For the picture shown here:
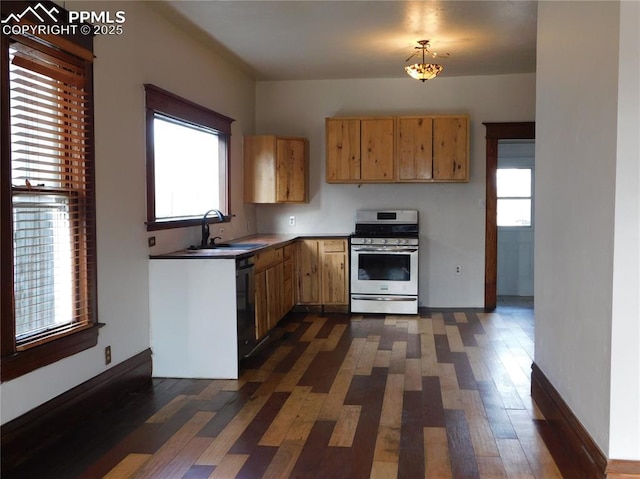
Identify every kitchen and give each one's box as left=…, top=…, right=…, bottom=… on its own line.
left=2, top=1, right=639, bottom=476
left=138, top=3, right=534, bottom=380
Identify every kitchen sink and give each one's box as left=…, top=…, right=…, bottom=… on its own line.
left=187, top=242, right=267, bottom=251
left=218, top=243, right=267, bottom=249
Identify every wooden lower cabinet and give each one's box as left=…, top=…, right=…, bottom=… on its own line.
left=254, top=239, right=348, bottom=341
left=296, top=238, right=349, bottom=309
left=283, top=247, right=295, bottom=314
left=296, top=239, right=321, bottom=304
left=322, top=249, right=348, bottom=305
left=254, top=244, right=295, bottom=341
left=266, top=262, right=283, bottom=330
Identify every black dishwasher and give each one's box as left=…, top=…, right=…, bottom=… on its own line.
left=236, top=256, right=256, bottom=360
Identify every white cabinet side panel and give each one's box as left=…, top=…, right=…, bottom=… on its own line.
left=149, top=259, right=238, bottom=378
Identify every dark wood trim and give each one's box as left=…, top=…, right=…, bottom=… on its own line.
left=483, top=122, right=535, bottom=310
left=1, top=348, right=152, bottom=473
left=0, top=31, right=99, bottom=381
left=144, top=84, right=234, bottom=134
left=144, top=84, right=235, bottom=227
left=1, top=323, right=103, bottom=381
left=485, top=134, right=498, bottom=309
left=145, top=107, right=156, bottom=225
left=531, top=362, right=608, bottom=478
left=1, top=32, right=15, bottom=359
left=606, top=460, right=640, bottom=478
left=85, top=45, right=99, bottom=344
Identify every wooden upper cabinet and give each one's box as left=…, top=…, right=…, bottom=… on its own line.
left=360, top=118, right=394, bottom=181
left=276, top=138, right=306, bottom=202
left=398, top=115, right=469, bottom=182
left=433, top=117, right=469, bottom=181
left=396, top=117, right=434, bottom=181
left=326, top=114, right=469, bottom=184
left=244, top=135, right=308, bottom=203
left=326, top=118, right=361, bottom=182
left=326, top=117, right=394, bottom=183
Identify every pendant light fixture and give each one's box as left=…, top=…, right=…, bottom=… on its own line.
left=404, top=39, right=448, bottom=82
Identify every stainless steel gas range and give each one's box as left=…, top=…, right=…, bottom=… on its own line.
left=350, top=210, right=419, bottom=314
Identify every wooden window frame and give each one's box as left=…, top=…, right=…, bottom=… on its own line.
left=144, top=84, right=235, bottom=232
left=1, top=2, right=99, bottom=382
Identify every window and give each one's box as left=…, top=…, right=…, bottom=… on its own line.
left=144, top=84, right=234, bottom=231
left=497, top=168, right=533, bottom=227
left=1, top=7, right=98, bottom=381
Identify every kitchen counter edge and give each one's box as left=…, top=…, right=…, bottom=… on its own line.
left=149, top=234, right=349, bottom=260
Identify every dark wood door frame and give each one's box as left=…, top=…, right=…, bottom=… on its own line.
left=484, top=122, right=536, bottom=310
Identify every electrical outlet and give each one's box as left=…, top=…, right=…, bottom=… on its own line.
left=455, top=265, right=462, bottom=275
left=105, top=345, right=112, bottom=365
left=289, top=216, right=296, bottom=226
left=148, top=236, right=156, bottom=247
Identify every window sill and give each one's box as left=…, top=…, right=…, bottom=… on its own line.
left=1, top=323, right=103, bottom=382
left=146, top=216, right=231, bottom=232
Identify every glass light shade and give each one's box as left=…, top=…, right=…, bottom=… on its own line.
left=404, top=63, right=444, bottom=81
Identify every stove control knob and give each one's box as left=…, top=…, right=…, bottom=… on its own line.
left=365, top=238, right=372, bottom=244
left=400, top=239, right=407, bottom=245
left=381, top=239, right=387, bottom=244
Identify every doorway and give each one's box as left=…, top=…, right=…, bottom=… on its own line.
left=496, top=140, right=535, bottom=306
left=483, top=122, right=535, bottom=310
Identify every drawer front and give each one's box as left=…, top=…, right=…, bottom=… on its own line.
left=283, top=244, right=293, bottom=260
left=255, top=247, right=283, bottom=270
left=322, top=239, right=346, bottom=253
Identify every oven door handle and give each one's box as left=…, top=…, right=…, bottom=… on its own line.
left=352, top=296, right=418, bottom=302
left=352, top=247, right=418, bottom=253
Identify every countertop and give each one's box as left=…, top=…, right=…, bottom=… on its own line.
left=149, top=233, right=349, bottom=260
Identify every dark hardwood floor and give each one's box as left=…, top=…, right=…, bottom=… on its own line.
left=6, top=307, right=581, bottom=478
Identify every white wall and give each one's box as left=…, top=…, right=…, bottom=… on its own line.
left=535, top=1, right=620, bottom=454
left=0, top=1, right=256, bottom=424
left=609, top=0, right=640, bottom=460
left=254, top=74, right=536, bottom=307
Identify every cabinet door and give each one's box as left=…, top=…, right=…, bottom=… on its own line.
left=326, top=118, right=361, bottom=182
left=244, top=136, right=276, bottom=203
left=296, top=240, right=320, bottom=304
left=283, top=258, right=294, bottom=314
left=397, top=117, right=433, bottom=181
left=254, top=269, right=268, bottom=340
left=322, top=252, right=348, bottom=305
left=282, top=244, right=294, bottom=314
left=276, top=138, right=307, bottom=202
left=433, top=117, right=468, bottom=181
left=320, top=240, right=348, bottom=305
left=266, top=262, right=284, bottom=330
left=361, top=118, right=394, bottom=181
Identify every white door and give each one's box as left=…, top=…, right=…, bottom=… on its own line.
left=497, top=140, right=535, bottom=298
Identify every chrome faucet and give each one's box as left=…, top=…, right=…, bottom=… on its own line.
left=201, top=209, right=225, bottom=247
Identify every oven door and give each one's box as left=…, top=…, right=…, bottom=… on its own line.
left=350, top=245, right=418, bottom=296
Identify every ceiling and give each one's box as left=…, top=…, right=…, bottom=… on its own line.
left=161, top=1, right=538, bottom=81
